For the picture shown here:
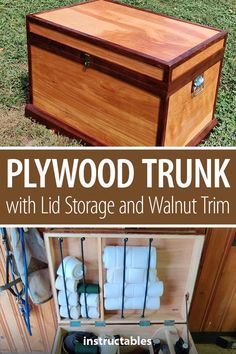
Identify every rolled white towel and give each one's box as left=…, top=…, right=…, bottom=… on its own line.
left=80, top=293, right=99, bottom=308
left=107, top=268, right=157, bottom=284
left=104, top=281, right=164, bottom=298
left=98, top=336, right=119, bottom=354
left=81, top=306, right=99, bottom=319
left=105, top=296, right=160, bottom=310
left=55, top=276, right=79, bottom=293
left=57, top=256, right=85, bottom=280
left=103, top=246, right=156, bottom=269
left=58, top=290, right=79, bottom=306
left=60, top=305, right=81, bottom=320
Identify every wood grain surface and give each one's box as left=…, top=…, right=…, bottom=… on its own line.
left=45, top=232, right=204, bottom=325
left=35, top=0, right=219, bottom=62
left=31, top=46, right=160, bottom=146
left=164, top=61, right=221, bottom=146
left=29, top=23, right=165, bottom=81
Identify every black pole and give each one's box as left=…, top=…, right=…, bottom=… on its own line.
left=121, top=238, right=128, bottom=319
left=142, top=238, right=153, bottom=318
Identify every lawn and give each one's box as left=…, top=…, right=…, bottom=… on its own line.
left=0, top=0, right=235, bottom=146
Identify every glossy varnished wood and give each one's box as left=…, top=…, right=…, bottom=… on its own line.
left=29, top=23, right=165, bottom=81
left=164, top=62, right=221, bottom=146
left=31, top=46, right=160, bottom=146
left=25, top=0, right=227, bottom=146
left=35, top=0, right=219, bottom=63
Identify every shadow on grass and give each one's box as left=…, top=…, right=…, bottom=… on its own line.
left=20, top=72, right=30, bottom=103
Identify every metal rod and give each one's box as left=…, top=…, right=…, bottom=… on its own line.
left=185, top=293, right=190, bottom=348
left=58, top=238, right=71, bottom=320
left=81, top=237, right=89, bottom=319
left=142, top=238, right=153, bottom=318
left=121, top=238, right=128, bottom=319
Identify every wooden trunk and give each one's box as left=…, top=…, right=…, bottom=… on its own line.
left=44, top=229, right=205, bottom=353
left=25, top=0, right=227, bottom=146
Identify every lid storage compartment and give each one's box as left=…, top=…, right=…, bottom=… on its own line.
left=44, top=232, right=204, bottom=326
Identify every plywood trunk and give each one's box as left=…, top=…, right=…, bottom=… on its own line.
left=25, top=0, right=227, bottom=146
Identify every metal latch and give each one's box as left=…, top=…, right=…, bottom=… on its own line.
left=192, top=74, right=205, bottom=97
left=139, top=320, right=151, bottom=327
left=83, top=53, right=90, bottom=70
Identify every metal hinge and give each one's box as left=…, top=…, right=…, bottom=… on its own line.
left=139, top=320, right=151, bottom=327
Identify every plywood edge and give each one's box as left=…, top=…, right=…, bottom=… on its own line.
left=44, top=235, right=61, bottom=324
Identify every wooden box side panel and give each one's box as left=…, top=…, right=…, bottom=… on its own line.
left=44, top=233, right=204, bottom=326
left=30, top=46, right=160, bottom=146
left=164, top=61, right=221, bottom=146
left=52, top=324, right=197, bottom=354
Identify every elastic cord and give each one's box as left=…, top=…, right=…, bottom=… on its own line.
left=19, top=228, right=32, bottom=336
left=81, top=237, right=89, bottom=319
left=142, top=238, right=153, bottom=318
left=58, top=238, right=71, bottom=320
left=121, top=238, right=128, bottom=319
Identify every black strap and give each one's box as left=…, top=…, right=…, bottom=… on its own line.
left=142, top=238, right=153, bottom=318
left=1, top=230, right=23, bottom=298
left=121, top=238, right=128, bottom=319
left=81, top=237, right=89, bottom=319
left=58, top=238, right=71, bottom=320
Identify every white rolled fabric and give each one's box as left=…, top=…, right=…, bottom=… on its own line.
left=60, top=305, right=81, bottom=320
left=103, top=246, right=156, bottom=269
left=107, top=268, right=157, bottom=284
left=80, top=293, right=99, bottom=307
left=98, top=336, right=119, bottom=354
left=105, top=296, right=160, bottom=310
left=55, top=276, right=79, bottom=293
left=58, top=290, right=79, bottom=307
left=81, top=306, right=99, bottom=319
left=57, top=256, right=85, bottom=280
left=104, top=281, right=164, bottom=298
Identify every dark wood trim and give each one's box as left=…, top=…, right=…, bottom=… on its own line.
left=46, top=227, right=206, bottom=234
left=26, top=17, right=33, bottom=104
left=156, top=97, right=170, bottom=146
left=29, top=32, right=168, bottom=97
left=186, top=118, right=218, bottom=146
left=168, top=49, right=225, bottom=96
left=25, top=104, right=104, bottom=146
left=169, top=31, right=227, bottom=69
left=27, top=14, right=170, bottom=70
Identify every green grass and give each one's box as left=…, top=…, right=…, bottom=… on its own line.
left=0, top=0, right=235, bottom=146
